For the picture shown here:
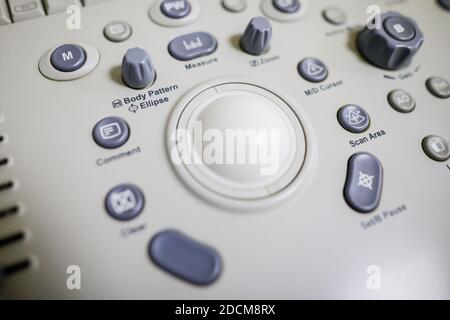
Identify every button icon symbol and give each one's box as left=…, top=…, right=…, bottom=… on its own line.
left=99, top=122, right=122, bottom=140
left=183, top=36, right=203, bottom=51
left=393, top=23, right=405, bottom=34
left=110, top=189, right=137, bottom=215
left=161, top=0, right=191, bottom=18
left=112, top=99, right=123, bottom=108
left=307, top=62, right=324, bottom=76
left=109, top=24, right=125, bottom=35
left=164, top=0, right=186, bottom=12
left=346, top=110, right=366, bottom=125
left=277, top=0, right=295, bottom=7
left=431, top=141, right=446, bottom=153
left=298, top=58, right=328, bottom=82
left=62, top=51, right=74, bottom=61
left=357, top=171, right=375, bottom=191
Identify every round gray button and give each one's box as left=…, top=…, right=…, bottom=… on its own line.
left=160, top=0, right=191, bottom=19
left=50, top=44, right=86, bottom=72
left=93, top=117, right=130, bottom=149
left=383, top=16, right=416, bottom=41
left=338, top=105, right=370, bottom=133
left=222, top=0, right=246, bottom=12
left=388, top=89, right=416, bottom=113
left=323, top=7, right=347, bottom=25
left=422, top=135, right=450, bottom=162
left=105, top=184, right=145, bottom=221
left=272, top=0, right=300, bottom=13
left=104, top=21, right=132, bottom=42
left=297, top=58, right=328, bottom=83
left=426, top=77, right=450, bottom=99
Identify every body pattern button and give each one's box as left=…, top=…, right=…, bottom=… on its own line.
left=297, top=57, right=328, bottom=83
left=422, top=135, right=450, bottom=162
left=50, top=44, right=86, bottom=72
left=272, top=0, right=300, bottom=14
left=388, top=89, right=416, bottom=113
left=168, top=32, right=218, bottom=61
left=344, top=152, right=383, bottom=213
left=337, top=105, right=370, bottom=133
left=104, top=21, right=132, bottom=42
left=93, top=117, right=130, bottom=149
left=105, top=184, right=145, bottom=221
left=426, top=77, right=450, bottom=99
left=161, top=0, right=191, bottom=19
left=149, top=230, right=222, bottom=285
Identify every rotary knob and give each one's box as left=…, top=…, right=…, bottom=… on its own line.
left=357, top=12, right=424, bottom=70
left=122, top=47, right=156, bottom=89
left=240, top=16, right=272, bottom=55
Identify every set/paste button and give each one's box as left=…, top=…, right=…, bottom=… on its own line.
left=50, top=44, right=86, bottom=72
left=168, top=32, right=217, bottom=61
left=422, top=135, right=450, bottom=162
left=344, top=153, right=383, bottom=213
left=337, top=105, right=370, bottom=133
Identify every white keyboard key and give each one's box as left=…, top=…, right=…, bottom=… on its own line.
left=0, top=0, right=11, bottom=25
left=8, top=0, right=45, bottom=22
left=43, top=0, right=82, bottom=15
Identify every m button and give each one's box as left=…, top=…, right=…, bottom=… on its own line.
left=50, top=44, right=86, bottom=72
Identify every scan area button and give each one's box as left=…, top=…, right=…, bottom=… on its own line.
left=344, top=153, right=383, bottom=213
left=149, top=230, right=222, bottom=285
left=50, top=44, right=86, bottom=72
left=169, top=32, right=218, bottom=61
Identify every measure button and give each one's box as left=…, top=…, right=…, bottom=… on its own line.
left=50, top=44, right=86, bottom=72
left=169, top=32, right=217, bottom=61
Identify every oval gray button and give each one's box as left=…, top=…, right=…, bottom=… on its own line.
left=168, top=32, right=218, bottom=61
left=344, top=153, right=383, bottom=213
left=149, top=230, right=222, bottom=285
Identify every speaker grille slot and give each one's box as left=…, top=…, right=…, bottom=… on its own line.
left=0, top=157, right=9, bottom=167
left=0, top=231, right=25, bottom=248
left=0, top=205, right=19, bottom=219
left=0, top=181, right=14, bottom=193
left=1, top=259, right=31, bottom=277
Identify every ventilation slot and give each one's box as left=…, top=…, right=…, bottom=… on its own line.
left=1, top=259, right=31, bottom=277
left=0, top=181, right=14, bottom=193
left=0, top=205, right=19, bottom=219
left=0, top=157, right=9, bottom=168
left=0, top=135, right=4, bottom=144
left=0, top=231, right=25, bottom=249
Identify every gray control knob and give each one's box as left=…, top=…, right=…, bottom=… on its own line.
left=357, top=12, right=424, bottom=70
left=240, top=16, right=272, bottom=55
left=122, top=47, right=156, bottom=89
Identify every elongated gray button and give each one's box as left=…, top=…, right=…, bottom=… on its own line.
left=344, top=153, right=383, bottom=213
left=149, top=230, right=222, bottom=285
left=169, top=32, right=217, bottom=61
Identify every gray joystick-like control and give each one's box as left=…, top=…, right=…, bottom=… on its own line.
left=240, top=16, right=272, bottom=56
left=357, top=11, right=424, bottom=70
left=122, top=47, right=156, bottom=89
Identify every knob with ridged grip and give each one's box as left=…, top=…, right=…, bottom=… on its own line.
left=122, top=47, right=156, bottom=89
left=357, top=11, right=424, bottom=70
left=240, top=16, right=272, bottom=55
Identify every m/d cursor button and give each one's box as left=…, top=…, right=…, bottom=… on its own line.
left=344, top=153, right=383, bottom=213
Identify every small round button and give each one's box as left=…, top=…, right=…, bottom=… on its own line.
left=322, top=7, right=347, bottom=25
left=337, top=105, right=370, bottom=133
left=105, top=184, right=145, bottom=221
left=272, top=0, right=300, bottom=13
left=50, top=44, right=86, bottom=72
left=422, top=135, right=450, bottom=162
left=388, top=89, right=416, bottom=113
left=297, top=58, right=328, bottom=83
left=222, top=0, right=246, bottom=12
left=383, top=16, right=416, bottom=41
left=160, top=0, right=191, bottom=19
left=104, top=21, right=132, bottom=42
left=438, top=0, right=450, bottom=10
left=93, top=117, right=130, bottom=149
left=426, top=77, right=450, bottom=99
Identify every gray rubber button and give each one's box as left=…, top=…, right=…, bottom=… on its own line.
left=122, top=47, right=156, bottom=89
left=272, top=0, right=300, bottom=14
left=50, top=44, right=86, bottom=72
left=344, top=153, right=383, bottom=213
left=323, top=7, right=347, bottom=25
left=338, top=105, right=370, bottom=133
left=240, top=16, right=272, bottom=56
left=388, top=89, right=416, bottom=113
left=169, top=32, right=218, bottom=61
left=422, top=135, right=450, bottom=162
left=439, top=0, right=450, bottom=10
left=104, top=21, right=132, bottom=42
left=426, top=77, right=450, bottom=99
left=384, top=16, right=416, bottom=41
left=149, top=230, right=222, bottom=285
left=222, top=0, right=246, bottom=12
left=297, top=58, right=328, bottom=83
left=105, top=184, right=145, bottom=221
left=93, top=116, right=130, bottom=149
left=160, top=0, right=191, bottom=19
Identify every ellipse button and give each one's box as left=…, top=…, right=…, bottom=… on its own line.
left=149, top=230, right=222, bottom=285
left=168, top=32, right=217, bottom=61
left=344, top=153, right=383, bottom=213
